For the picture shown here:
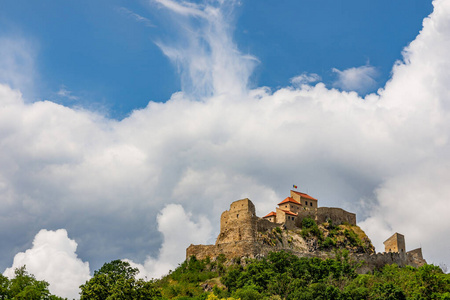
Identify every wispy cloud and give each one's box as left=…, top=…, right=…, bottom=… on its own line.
left=117, top=7, right=155, bottom=27
left=0, top=36, right=36, bottom=99
left=56, top=85, right=79, bottom=100
left=332, top=64, right=378, bottom=94
left=291, top=73, right=321, bottom=87
left=153, top=0, right=258, bottom=98
left=153, top=0, right=207, bottom=18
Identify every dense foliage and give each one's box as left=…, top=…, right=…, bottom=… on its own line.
left=79, top=260, right=161, bottom=300
left=155, top=251, right=450, bottom=300
left=3, top=253, right=449, bottom=299
left=0, top=266, right=64, bottom=300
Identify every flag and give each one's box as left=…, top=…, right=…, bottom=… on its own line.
left=293, top=185, right=297, bottom=189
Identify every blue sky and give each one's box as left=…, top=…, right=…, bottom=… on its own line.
left=3, top=1, right=450, bottom=299
left=0, top=0, right=432, bottom=118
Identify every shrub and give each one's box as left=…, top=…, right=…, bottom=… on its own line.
left=301, top=217, right=316, bottom=229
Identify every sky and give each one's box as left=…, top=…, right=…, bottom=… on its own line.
left=1, top=0, right=449, bottom=298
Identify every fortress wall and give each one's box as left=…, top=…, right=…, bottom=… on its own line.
left=352, top=251, right=427, bottom=273
left=407, top=248, right=427, bottom=266
left=316, top=207, right=356, bottom=225
left=187, top=241, right=263, bottom=260
left=186, top=244, right=218, bottom=260
left=256, top=218, right=279, bottom=232
left=187, top=244, right=426, bottom=273
left=407, top=248, right=423, bottom=258
left=294, top=209, right=317, bottom=227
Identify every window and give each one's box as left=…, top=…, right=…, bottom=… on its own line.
left=305, top=201, right=308, bottom=206
left=237, top=214, right=239, bottom=218
left=310, top=202, right=312, bottom=206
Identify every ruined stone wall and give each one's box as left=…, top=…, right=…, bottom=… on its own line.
left=407, top=248, right=426, bottom=266
left=294, top=207, right=356, bottom=226
left=187, top=244, right=426, bottom=273
left=256, top=218, right=279, bottom=232
left=187, top=241, right=272, bottom=261
left=295, top=208, right=317, bottom=225
left=353, top=251, right=426, bottom=273
left=316, top=207, right=356, bottom=226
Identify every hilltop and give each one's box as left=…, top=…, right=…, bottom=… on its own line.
left=187, top=190, right=426, bottom=273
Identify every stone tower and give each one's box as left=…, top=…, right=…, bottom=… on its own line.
left=384, top=232, right=406, bottom=253
left=216, top=198, right=258, bottom=245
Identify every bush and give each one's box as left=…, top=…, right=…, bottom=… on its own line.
left=301, top=217, right=316, bottom=229
left=320, top=237, right=336, bottom=249
left=344, top=229, right=361, bottom=247
left=300, top=218, right=324, bottom=241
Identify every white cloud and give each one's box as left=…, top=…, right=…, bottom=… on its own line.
left=0, top=37, right=36, bottom=99
left=332, top=65, right=378, bottom=94
left=3, top=229, right=90, bottom=300
left=56, top=85, right=79, bottom=100
left=117, top=7, right=155, bottom=27
left=154, top=0, right=258, bottom=98
left=125, top=204, right=212, bottom=279
left=0, top=0, right=450, bottom=290
left=154, top=0, right=207, bottom=18
left=290, top=73, right=321, bottom=87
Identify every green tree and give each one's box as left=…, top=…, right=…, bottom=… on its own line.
left=0, top=274, right=9, bottom=300
left=80, top=259, right=161, bottom=300
left=6, top=265, right=64, bottom=300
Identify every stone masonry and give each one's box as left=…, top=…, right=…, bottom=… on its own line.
left=186, top=193, right=427, bottom=272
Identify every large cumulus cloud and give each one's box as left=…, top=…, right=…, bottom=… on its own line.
left=3, top=229, right=90, bottom=299
left=1, top=0, right=450, bottom=297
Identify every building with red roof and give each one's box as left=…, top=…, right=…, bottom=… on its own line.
left=263, top=190, right=319, bottom=228
left=262, top=211, right=276, bottom=223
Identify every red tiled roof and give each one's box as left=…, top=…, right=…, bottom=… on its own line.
left=281, top=209, right=297, bottom=216
left=278, top=197, right=302, bottom=206
left=263, top=211, right=276, bottom=218
left=291, top=190, right=317, bottom=201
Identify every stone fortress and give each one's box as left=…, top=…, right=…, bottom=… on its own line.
left=262, top=190, right=356, bottom=229
left=187, top=190, right=427, bottom=272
